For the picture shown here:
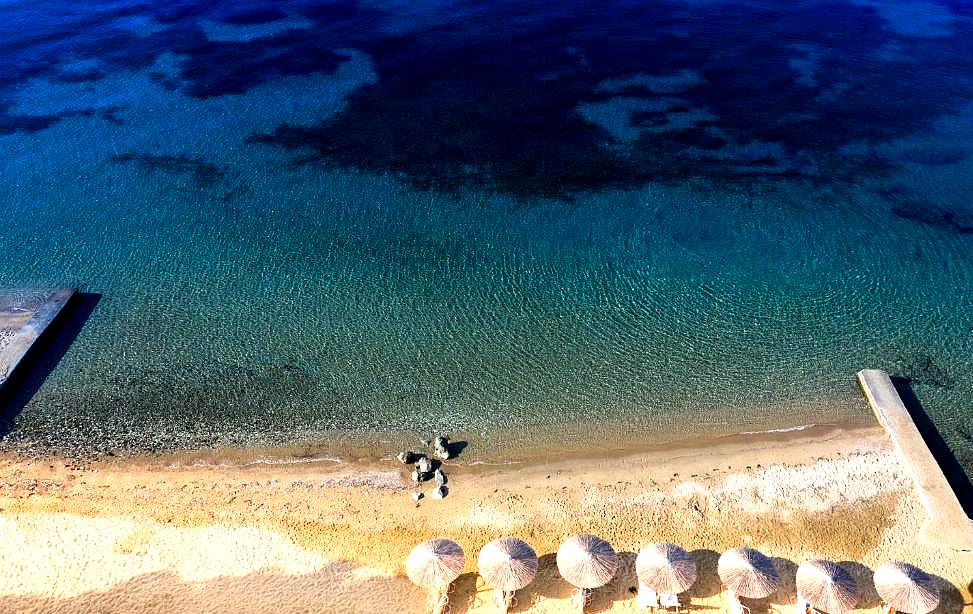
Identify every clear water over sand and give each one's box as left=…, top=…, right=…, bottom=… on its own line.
left=0, top=0, right=971, bottom=472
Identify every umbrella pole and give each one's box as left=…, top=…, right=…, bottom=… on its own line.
left=493, top=588, right=515, bottom=613
left=429, top=586, right=450, bottom=614
left=574, top=587, right=592, bottom=611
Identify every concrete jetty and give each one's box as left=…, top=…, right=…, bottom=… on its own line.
left=857, top=368, right=973, bottom=551
left=0, top=288, right=76, bottom=389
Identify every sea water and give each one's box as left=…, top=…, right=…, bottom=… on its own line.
left=0, top=0, right=971, bottom=476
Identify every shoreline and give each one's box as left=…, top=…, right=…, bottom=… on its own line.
left=0, top=390, right=877, bottom=463
left=1, top=422, right=971, bottom=612
left=5, top=413, right=874, bottom=472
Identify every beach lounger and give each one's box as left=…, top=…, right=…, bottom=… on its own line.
left=638, top=584, right=660, bottom=611
left=796, top=593, right=814, bottom=614
left=728, top=593, right=751, bottom=614
left=662, top=592, right=682, bottom=613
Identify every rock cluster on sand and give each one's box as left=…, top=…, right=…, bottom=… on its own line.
left=397, top=434, right=460, bottom=504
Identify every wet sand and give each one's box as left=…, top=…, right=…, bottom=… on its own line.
left=0, top=424, right=970, bottom=613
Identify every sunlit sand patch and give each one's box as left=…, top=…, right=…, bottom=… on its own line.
left=713, top=451, right=908, bottom=515
left=0, top=514, right=335, bottom=597
left=460, top=502, right=520, bottom=528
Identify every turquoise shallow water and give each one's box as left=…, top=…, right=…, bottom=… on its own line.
left=0, top=0, right=971, bottom=472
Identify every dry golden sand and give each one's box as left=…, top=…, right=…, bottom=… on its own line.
left=0, top=425, right=970, bottom=614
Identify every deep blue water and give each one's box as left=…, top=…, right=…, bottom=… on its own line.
left=0, top=0, right=971, bottom=468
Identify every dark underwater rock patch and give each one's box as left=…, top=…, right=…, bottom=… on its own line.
left=893, top=353, right=956, bottom=390
left=3, top=0, right=973, bottom=199
left=110, top=152, right=226, bottom=187
left=221, top=6, right=290, bottom=25
left=891, top=202, right=973, bottom=235
left=0, top=102, right=128, bottom=136
left=897, top=147, right=968, bottom=167
left=249, top=0, right=973, bottom=198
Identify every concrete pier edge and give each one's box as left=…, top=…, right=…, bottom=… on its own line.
left=0, top=288, right=77, bottom=389
left=857, top=368, right=973, bottom=551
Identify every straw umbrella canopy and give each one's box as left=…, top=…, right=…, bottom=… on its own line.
left=557, top=534, right=619, bottom=589
left=636, top=543, right=698, bottom=594
left=797, top=560, right=859, bottom=614
left=406, top=539, right=465, bottom=588
left=718, top=548, right=779, bottom=599
left=478, top=537, right=539, bottom=592
left=874, top=562, right=940, bottom=614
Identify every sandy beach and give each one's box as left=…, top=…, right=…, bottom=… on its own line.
left=0, top=424, right=970, bottom=614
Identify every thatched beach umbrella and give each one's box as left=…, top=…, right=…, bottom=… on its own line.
left=718, top=548, right=779, bottom=599
left=874, top=562, right=940, bottom=614
left=406, top=539, right=465, bottom=614
left=478, top=537, right=539, bottom=612
left=797, top=560, right=859, bottom=614
left=636, top=542, right=698, bottom=594
left=557, top=534, right=618, bottom=609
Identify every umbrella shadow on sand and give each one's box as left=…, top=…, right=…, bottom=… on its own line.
left=928, top=574, right=966, bottom=614
left=509, top=552, right=574, bottom=611
left=586, top=550, right=637, bottom=612
left=689, top=549, right=723, bottom=599
left=447, top=572, right=480, bottom=613
left=769, top=557, right=798, bottom=607
left=839, top=561, right=881, bottom=609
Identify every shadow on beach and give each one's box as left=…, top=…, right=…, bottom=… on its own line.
left=0, top=563, right=422, bottom=614
left=446, top=440, right=468, bottom=458
left=512, top=552, right=574, bottom=610
left=890, top=377, right=973, bottom=518
left=587, top=550, right=637, bottom=612
left=769, top=557, right=798, bottom=607
left=0, top=292, right=100, bottom=439
left=929, top=574, right=966, bottom=614
left=690, top=549, right=722, bottom=599
left=839, top=561, right=880, bottom=609
left=449, top=571, right=480, bottom=613
left=0, top=548, right=968, bottom=614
